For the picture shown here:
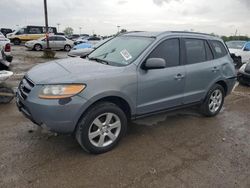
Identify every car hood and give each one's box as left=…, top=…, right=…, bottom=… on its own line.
left=26, top=57, right=124, bottom=84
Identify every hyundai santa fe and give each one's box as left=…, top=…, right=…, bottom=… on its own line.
left=16, top=31, right=236, bottom=154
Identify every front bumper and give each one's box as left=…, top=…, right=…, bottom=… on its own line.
left=16, top=85, right=88, bottom=134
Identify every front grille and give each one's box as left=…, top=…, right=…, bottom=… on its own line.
left=19, top=77, right=35, bottom=100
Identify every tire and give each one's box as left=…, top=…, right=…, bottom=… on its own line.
left=13, top=38, right=21, bottom=45
left=34, top=44, right=42, bottom=51
left=75, top=102, right=127, bottom=154
left=0, top=87, right=14, bottom=104
left=200, top=84, right=225, bottom=117
left=64, top=45, right=71, bottom=52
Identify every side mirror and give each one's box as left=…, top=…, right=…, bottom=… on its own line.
left=143, top=58, right=167, bottom=70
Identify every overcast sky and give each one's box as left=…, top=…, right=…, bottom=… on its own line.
left=0, top=0, right=249, bottom=36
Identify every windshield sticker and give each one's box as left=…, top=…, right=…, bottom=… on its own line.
left=120, top=49, right=132, bottom=61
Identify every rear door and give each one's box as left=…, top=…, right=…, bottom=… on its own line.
left=48, top=36, right=57, bottom=49
left=182, top=38, right=216, bottom=104
left=55, top=36, right=66, bottom=49
left=137, top=38, right=186, bottom=115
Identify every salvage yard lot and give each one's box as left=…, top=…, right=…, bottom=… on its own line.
left=0, top=46, right=250, bottom=187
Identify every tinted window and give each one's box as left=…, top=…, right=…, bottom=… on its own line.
left=28, top=27, right=42, bottom=34
left=56, top=36, right=66, bottom=41
left=210, top=40, right=228, bottom=58
left=16, top=28, right=26, bottom=35
left=148, top=39, right=180, bottom=67
left=185, top=39, right=206, bottom=64
left=48, top=36, right=57, bottom=41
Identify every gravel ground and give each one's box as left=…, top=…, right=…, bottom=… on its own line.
left=0, top=46, right=249, bottom=188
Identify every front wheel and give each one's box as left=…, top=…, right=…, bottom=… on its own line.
left=75, top=102, right=127, bottom=154
left=200, top=84, right=225, bottom=117
left=64, top=45, right=71, bottom=52
left=34, top=44, right=42, bottom=51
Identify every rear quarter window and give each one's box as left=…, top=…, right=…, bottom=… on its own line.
left=210, top=40, right=228, bottom=58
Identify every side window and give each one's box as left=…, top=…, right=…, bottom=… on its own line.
left=210, top=40, right=228, bottom=58
left=28, top=27, right=42, bottom=34
left=56, top=37, right=66, bottom=41
left=184, top=39, right=206, bottom=64
left=16, top=28, right=26, bottom=35
left=48, top=36, right=57, bottom=41
left=148, top=39, right=180, bottom=67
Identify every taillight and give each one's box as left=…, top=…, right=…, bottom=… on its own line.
left=5, top=43, right=11, bottom=52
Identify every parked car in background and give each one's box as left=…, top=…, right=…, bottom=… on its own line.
left=17, top=31, right=236, bottom=154
left=25, top=35, right=74, bottom=51
left=0, top=32, right=11, bottom=56
left=68, top=38, right=111, bottom=57
left=74, top=36, right=101, bottom=45
left=0, top=28, right=13, bottom=37
left=7, top=25, right=57, bottom=45
left=66, top=34, right=80, bottom=41
left=238, top=62, right=250, bottom=86
left=226, top=41, right=250, bottom=63
left=68, top=43, right=92, bottom=57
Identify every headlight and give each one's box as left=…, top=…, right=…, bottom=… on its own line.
left=239, top=63, right=247, bottom=73
left=39, top=84, right=86, bottom=99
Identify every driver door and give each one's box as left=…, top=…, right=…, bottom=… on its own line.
left=137, top=38, right=185, bottom=115
left=48, top=36, right=57, bottom=49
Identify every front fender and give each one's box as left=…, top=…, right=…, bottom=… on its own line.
left=72, top=91, right=136, bottom=129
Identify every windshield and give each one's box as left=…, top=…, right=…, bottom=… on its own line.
left=226, top=41, right=246, bottom=49
left=88, top=36, right=154, bottom=66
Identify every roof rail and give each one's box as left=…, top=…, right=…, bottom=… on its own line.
left=169, top=31, right=215, bottom=36
left=117, top=31, right=144, bottom=36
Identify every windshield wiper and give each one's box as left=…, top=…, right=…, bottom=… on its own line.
left=94, top=48, right=116, bottom=59
left=89, top=57, right=109, bottom=65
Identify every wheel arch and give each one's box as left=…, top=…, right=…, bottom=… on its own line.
left=73, top=93, right=135, bottom=133
left=215, top=80, right=228, bottom=95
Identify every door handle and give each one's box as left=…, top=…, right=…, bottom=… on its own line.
left=212, top=66, right=219, bottom=72
left=174, top=73, right=184, bottom=80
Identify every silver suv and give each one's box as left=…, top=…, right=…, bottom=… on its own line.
left=16, top=31, right=236, bottom=154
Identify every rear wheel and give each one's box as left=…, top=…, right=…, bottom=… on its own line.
left=64, top=45, right=71, bottom=52
left=34, top=44, right=42, bottom=51
left=75, top=102, right=127, bottom=154
left=200, top=84, right=225, bottom=117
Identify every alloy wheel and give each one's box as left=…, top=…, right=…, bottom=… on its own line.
left=88, top=113, right=121, bottom=148
left=209, top=89, right=223, bottom=113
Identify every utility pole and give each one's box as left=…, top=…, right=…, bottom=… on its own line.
left=57, top=23, right=60, bottom=32
left=44, top=0, right=49, bottom=49
left=117, top=25, right=121, bottom=33
left=79, top=27, right=82, bottom=35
